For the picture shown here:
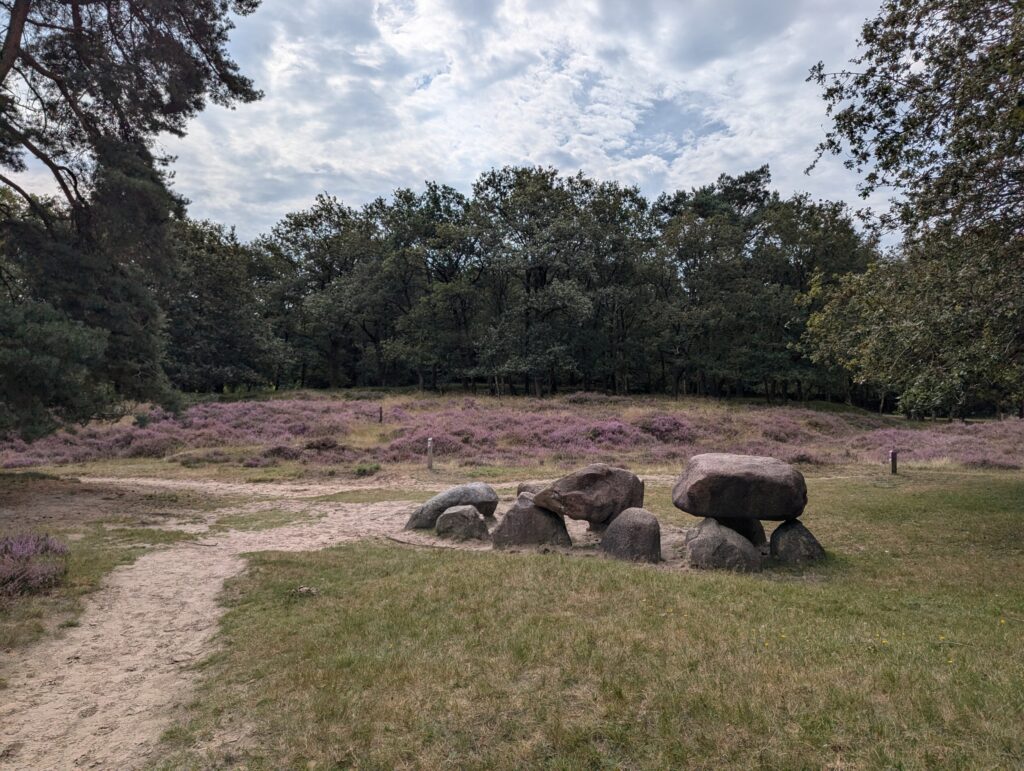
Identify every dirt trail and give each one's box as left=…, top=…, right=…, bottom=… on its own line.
left=0, top=474, right=682, bottom=769
left=0, top=477, right=427, bottom=770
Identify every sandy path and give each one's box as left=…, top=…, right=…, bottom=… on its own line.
left=0, top=475, right=685, bottom=769
left=0, top=478, right=424, bottom=770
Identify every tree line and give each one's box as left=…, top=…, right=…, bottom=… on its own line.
left=0, top=0, right=1021, bottom=439
left=158, top=165, right=875, bottom=405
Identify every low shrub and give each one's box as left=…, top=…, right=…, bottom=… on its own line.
left=0, top=534, right=69, bottom=596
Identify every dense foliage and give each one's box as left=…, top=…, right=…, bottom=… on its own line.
left=158, top=165, right=876, bottom=405
left=1, top=0, right=1020, bottom=438
left=0, top=0, right=261, bottom=437
left=809, top=0, right=1024, bottom=418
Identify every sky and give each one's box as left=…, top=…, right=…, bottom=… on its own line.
left=167, top=1, right=884, bottom=238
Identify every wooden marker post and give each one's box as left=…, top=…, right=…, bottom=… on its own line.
left=889, top=449, right=898, bottom=475
left=427, top=437, right=434, bottom=470
left=378, top=405, right=383, bottom=424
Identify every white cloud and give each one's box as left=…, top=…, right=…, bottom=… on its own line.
left=45, top=0, right=894, bottom=237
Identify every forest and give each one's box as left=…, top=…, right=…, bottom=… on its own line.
left=0, top=0, right=1021, bottom=439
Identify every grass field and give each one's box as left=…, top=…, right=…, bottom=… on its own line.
left=3, top=395, right=1023, bottom=766
left=156, top=469, right=1024, bottom=769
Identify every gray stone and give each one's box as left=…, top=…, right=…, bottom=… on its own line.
left=600, top=507, right=661, bottom=563
left=435, top=505, right=490, bottom=541
left=492, top=493, right=571, bottom=549
left=770, top=520, right=826, bottom=564
left=684, top=518, right=763, bottom=572
left=718, top=517, right=767, bottom=548
left=405, top=483, right=499, bottom=530
left=672, top=453, right=807, bottom=521
left=534, top=463, right=644, bottom=529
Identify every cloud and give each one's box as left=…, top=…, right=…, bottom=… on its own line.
left=37, top=0, right=893, bottom=238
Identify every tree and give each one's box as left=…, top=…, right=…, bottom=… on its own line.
left=809, top=0, right=1023, bottom=236
left=472, top=167, right=594, bottom=396
left=808, top=0, right=1024, bottom=414
left=161, top=220, right=281, bottom=393
left=0, top=0, right=259, bottom=214
left=806, top=227, right=1024, bottom=418
left=0, top=0, right=260, bottom=432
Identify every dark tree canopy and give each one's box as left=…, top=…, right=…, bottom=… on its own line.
left=807, top=0, right=1024, bottom=417
left=0, top=0, right=261, bottom=437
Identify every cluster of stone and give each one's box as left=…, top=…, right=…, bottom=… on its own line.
left=672, top=453, right=825, bottom=572
left=404, top=482, right=497, bottom=541
left=405, top=463, right=661, bottom=562
left=406, top=454, right=823, bottom=572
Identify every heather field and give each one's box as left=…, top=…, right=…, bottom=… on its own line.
left=2, top=392, right=1022, bottom=475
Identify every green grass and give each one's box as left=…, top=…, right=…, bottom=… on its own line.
left=159, top=470, right=1024, bottom=768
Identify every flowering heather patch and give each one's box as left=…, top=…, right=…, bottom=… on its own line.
left=0, top=399, right=355, bottom=467
left=1, top=534, right=69, bottom=595
left=1, top=394, right=1022, bottom=471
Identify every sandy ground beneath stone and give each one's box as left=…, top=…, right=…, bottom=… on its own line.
left=0, top=475, right=689, bottom=770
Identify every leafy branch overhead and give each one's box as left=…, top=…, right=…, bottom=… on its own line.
left=809, top=0, right=1023, bottom=237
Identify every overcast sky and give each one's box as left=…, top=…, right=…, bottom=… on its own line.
left=158, top=0, right=884, bottom=239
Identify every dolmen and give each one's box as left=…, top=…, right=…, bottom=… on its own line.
left=405, top=482, right=497, bottom=541
left=405, top=465, right=661, bottom=562
left=496, top=464, right=660, bottom=561
left=673, top=453, right=825, bottom=571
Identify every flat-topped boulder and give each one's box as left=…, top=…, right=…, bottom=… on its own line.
left=672, top=453, right=807, bottom=521
left=405, top=483, right=499, bottom=530
left=600, top=507, right=661, bottom=563
left=492, top=493, right=571, bottom=549
left=534, top=463, right=644, bottom=529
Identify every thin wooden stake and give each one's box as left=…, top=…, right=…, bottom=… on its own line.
left=378, top=405, right=383, bottom=423
left=889, top=449, right=898, bottom=475
left=427, top=437, right=434, bottom=471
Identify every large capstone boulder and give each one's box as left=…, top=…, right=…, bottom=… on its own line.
left=600, top=507, right=661, bottom=563
left=770, top=520, right=825, bottom=565
left=492, top=493, right=571, bottom=549
left=534, top=463, right=644, bottom=529
left=405, top=483, right=499, bottom=530
left=672, top=453, right=807, bottom=521
left=718, top=517, right=767, bottom=548
left=436, top=505, right=490, bottom=542
left=684, top=518, right=763, bottom=572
